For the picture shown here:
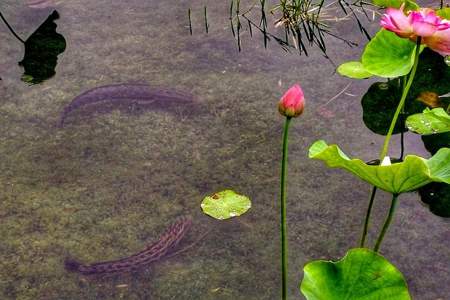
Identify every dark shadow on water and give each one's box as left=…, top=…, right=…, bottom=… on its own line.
left=0, top=9, right=66, bottom=84
left=19, top=10, right=66, bottom=84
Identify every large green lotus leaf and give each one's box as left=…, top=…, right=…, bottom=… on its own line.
left=337, top=61, right=373, bottom=79
left=372, top=0, right=418, bottom=10
left=406, top=108, right=450, bottom=135
left=309, top=140, right=450, bottom=194
left=362, top=30, right=417, bottom=78
left=300, top=248, right=411, bottom=300
left=201, top=190, right=251, bottom=220
left=419, top=182, right=450, bottom=218
left=437, top=8, right=450, bottom=20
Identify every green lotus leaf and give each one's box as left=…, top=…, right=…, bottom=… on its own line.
left=201, top=190, right=251, bottom=220
left=437, top=8, right=450, bottom=20
left=337, top=61, right=373, bottom=79
left=309, top=140, right=450, bottom=194
left=419, top=182, right=450, bottom=218
left=362, top=30, right=417, bottom=78
left=372, top=0, right=418, bottom=10
left=300, top=248, right=411, bottom=300
left=406, top=108, right=450, bottom=135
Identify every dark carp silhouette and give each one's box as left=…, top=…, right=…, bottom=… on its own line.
left=65, top=216, right=192, bottom=275
left=59, top=83, right=202, bottom=127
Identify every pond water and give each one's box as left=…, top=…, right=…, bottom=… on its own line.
left=0, top=1, right=449, bottom=299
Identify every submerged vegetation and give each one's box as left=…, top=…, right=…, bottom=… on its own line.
left=1, top=0, right=450, bottom=299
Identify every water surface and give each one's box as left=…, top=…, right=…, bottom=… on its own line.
left=0, top=1, right=449, bottom=299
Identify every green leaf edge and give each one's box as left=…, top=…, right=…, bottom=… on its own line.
left=337, top=61, right=373, bottom=79
left=437, top=8, right=450, bottom=20
left=406, top=108, right=450, bottom=135
left=300, top=248, right=412, bottom=300
left=309, top=140, right=450, bottom=193
left=361, top=30, right=417, bottom=78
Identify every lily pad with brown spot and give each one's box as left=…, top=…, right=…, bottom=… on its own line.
left=201, top=190, right=251, bottom=220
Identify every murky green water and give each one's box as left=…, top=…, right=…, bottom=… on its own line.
left=1, top=1, right=449, bottom=299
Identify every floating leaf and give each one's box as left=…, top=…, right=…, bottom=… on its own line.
left=422, top=132, right=450, bottom=154
left=361, top=81, right=426, bottom=135
left=309, top=140, right=450, bottom=194
left=419, top=182, right=450, bottom=218
left=406, top=108, right=450, bottom=135
left=337, top=61, right=373, bottom=79
left=437, top=8, right=450, bottom=20
left=201, top=190, right=251, bottom=220
left=372, top=0, right=418, bottom=10
left=362, top=30, right=417, bottom=78
left=300, top=248, right=411, bottom=300
left=19, top=10, right=66, bottom=84
left=361, top=48, right=450, bottom=136
left=419, top=132, right=450, bottom=216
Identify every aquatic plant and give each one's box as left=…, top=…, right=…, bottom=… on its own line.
left=299, top=2, right=450, bottom=299
left=277, top=84, right=305, bottom=300
left=189, top=0, right=373, bottom=58
left=201, top=190, right=251, bottom=220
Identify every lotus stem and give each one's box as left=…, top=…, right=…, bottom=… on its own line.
left=374, top=194, right=399, bottom=252
left=379, top=37, right=421, bottom=160
left=360, top=37, right=421, bottom=248
left=359, top=186, right=377, bottom=247
left=280, top=116, right=291, bottom=300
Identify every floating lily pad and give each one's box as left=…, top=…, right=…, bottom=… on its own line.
left=300, top=248, right=411, bottom=300
left=309, top=140, right=450, bottom=194
left=419, top=182, right=450, bottom=218
left=410, top=49, right=450, bottom=102
left=422, top=132, right=450, bottom=154
left=361, top=81, right=426, bottom=135
left=362, top=30, right=417, bottom=78
left=201, top=190, right=251, bottom=220
left=406, top=108, right=450, bottom=135
left=361, top=48, right=450, bottom=136
left=337, top=61, right=373, bottom=79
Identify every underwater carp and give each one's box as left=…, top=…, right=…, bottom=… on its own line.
left=59, top=83, right=199, bottom=127
left=27, top=0, right=62, bottom=9
left=65, top=216, right=192, bottom=275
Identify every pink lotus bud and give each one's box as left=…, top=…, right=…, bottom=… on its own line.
left=278, top=84, right=305, bottom=118
left=380, top=5, right=450, bottom=56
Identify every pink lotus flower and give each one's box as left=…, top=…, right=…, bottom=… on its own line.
left=423, top=29, right=450, bottom=56
left=278, top=84, right=305, bottom=118
left=381, top=5, right=450, bottom=56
